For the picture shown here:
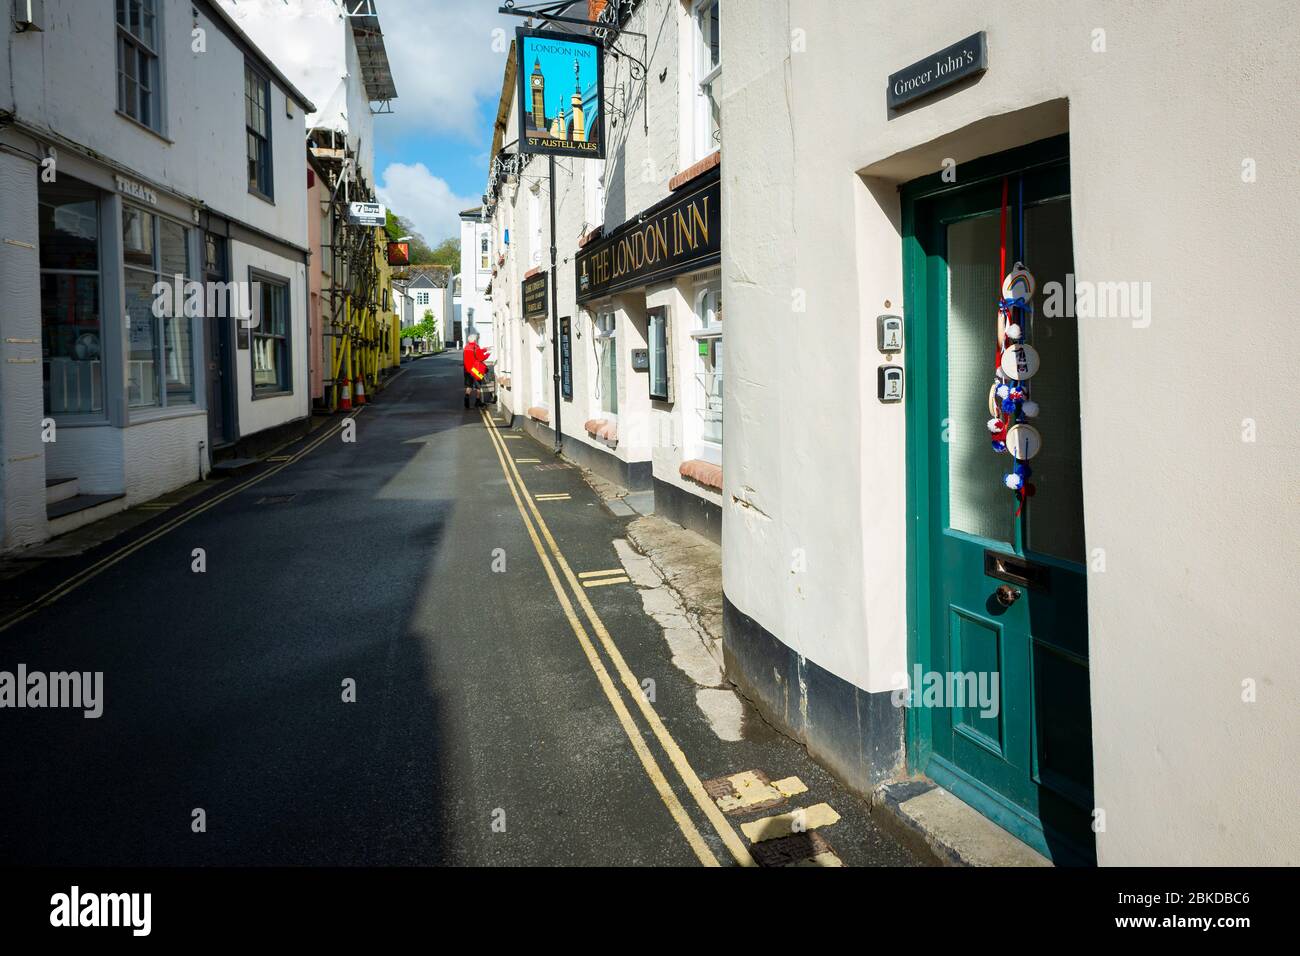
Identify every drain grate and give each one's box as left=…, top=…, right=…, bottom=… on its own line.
left=749, top=830, right=839, bottom=867
left=255, top=494, right=298, bottom=505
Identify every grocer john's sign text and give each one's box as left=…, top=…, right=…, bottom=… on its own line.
left=576, top=173, right=719, bottom=301
left=887, top=32, right=987, bottom=109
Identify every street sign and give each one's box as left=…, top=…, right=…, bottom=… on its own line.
left=347, top=201, right=387, bottom=227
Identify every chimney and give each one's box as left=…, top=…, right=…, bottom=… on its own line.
left=589, top=0, right=609, bottom=21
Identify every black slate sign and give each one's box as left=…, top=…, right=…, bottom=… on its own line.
left=576, top=172, right=720, bottom=302
left=522, top=272, right=548, bottom=320
left=888, top=32, right=987, bottom=109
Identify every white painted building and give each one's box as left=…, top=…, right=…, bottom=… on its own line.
left=485, top=0, right=725, bottom=541
left=0, top=0, right=314, bottom=551
left=458, top=207, right=494, bottom=350
left=722, top=1, right=1299, bottom=865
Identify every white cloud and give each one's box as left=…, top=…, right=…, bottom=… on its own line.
left=377, top=162, right=479, bottom=246
left=374, top=0, right=509, bottom=143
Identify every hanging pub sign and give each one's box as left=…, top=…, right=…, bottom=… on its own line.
left=387, top=241, right=410, bottom=266
left=516, top=27, right=605, bottom=159
left=576, top=170, right=720, bottom=302
left=347, top=201, right=387, bottom=227
left=522, top=272, right=549, bottom=320
left=887, top=32, right=987, bottom=109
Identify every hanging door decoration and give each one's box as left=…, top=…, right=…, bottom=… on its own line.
left=986, top=177, right=1043, bottom=514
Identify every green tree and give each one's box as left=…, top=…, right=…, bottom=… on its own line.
left=427, top=237, right=460, bottom=270
left=384, top=212, right=435, bottom=263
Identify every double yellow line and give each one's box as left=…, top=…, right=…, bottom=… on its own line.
left=479, top=410, right=755, bottom=868
left=0, top=408, right=366, bottom=636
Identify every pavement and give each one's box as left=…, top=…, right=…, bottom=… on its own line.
left=0, top=352, right=919, bottom=867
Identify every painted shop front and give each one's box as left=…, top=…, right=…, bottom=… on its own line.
left=722, top=5, right=1298, bottom=866
left=574, top=166, right=723, bottom=539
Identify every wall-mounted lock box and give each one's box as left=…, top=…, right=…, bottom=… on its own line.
left=877, top=314, right=903, bottom=353
left=878, top=364, right=904, bottom=403
left=630, top=348, right=650, bottom=371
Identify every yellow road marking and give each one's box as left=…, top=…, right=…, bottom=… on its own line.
left=773, top=776, right=809, bottom=798
left=534, top=493, right=570, bottom=501
left=578, top=569, right=625, bottom=579
left=714, top=771, right=785, bottom=812
left=740, top=803, right=841, bottom=843
left=481, top=410, right=756, bottom=867
left=515, top=458, right=542, bottom=463
left=582, top=576, right=630, bottom=588
left=0, top=408, right=366, bottom=635
left=478, top=409, right=719, bottom=866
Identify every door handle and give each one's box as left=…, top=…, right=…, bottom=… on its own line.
left=995, top=584, right=1022, bottom=607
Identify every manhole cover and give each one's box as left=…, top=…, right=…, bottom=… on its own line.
left=749, top=830, right=837, bottom=868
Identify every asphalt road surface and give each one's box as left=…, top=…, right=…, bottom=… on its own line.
left=0, top=353, right=917, bottom=867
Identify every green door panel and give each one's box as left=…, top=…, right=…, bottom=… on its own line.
left=902, top=136, right=1095, bottom=865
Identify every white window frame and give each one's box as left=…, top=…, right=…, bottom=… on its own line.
left=690, top=282, right=722, bottom=458
left=691, top=0, right=722, bottom=163
left=415, top=290, right=430, bottom=306
left=592, top=307, right=618, bottom=420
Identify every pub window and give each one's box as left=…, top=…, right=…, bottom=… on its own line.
left=693, top=286, right=722, bottom=445
left=594, top=310, right=618, bottom=416
left=692, top=0, right=721, bottom=161
left=246, top=62, right=274, bottom=199
left=122, top=205, right=196, bottom=408
left=39, top=178, right=105, bottom=415
left=117, top=0, right=162, bottom=132
left=647, top=306, right=670, bottom=402
left=251, top=272, right=291, bottom=395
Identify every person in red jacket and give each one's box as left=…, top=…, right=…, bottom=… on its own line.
left=463, top=332, right=491, bottom=408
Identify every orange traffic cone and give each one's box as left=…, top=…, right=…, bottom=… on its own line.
left=339, top=377, right=352, bottom=411
left=354, top=376, right=367, bottom=406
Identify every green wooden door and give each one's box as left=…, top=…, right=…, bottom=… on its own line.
left=904, top=138, right=1095, bottom=864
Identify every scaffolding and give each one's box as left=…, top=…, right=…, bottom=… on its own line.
left=312, top=128, right=398, bottom=411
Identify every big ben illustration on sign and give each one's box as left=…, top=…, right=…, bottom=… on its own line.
left=517, top=29, right=604, bottom=158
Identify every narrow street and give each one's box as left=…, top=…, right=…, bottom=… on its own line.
left=0, top=354, right=915, bottom=867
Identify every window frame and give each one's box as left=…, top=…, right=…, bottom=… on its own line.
left=245, top=61, right=275, bottom=202
left=121, top=202, right=198, bottom=412
left=647, top=305, right=671, bottom=403
left=39, top=179, right=108, bottom=420
left=691, top=0, right=722, bottom=162
left=248, top=267, right=292, bottom=398
left=593, top=308, right=619, bottom=418
left=690, top=284, right=722, bottom=450
left=116, top=0, right=163, bottom=133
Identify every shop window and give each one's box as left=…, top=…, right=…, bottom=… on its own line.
left=691, top=0, right=722, bottom=162
left=251, top=273, right=291, bottom=395
left=117, top=0, right=161, bottom=132
left=246, top=62, right=274, bottom=200
left=693, top=287, right=722, bottom=445
left=39, top=179, right=104, bottom=416
left=122, top=205, right=196, bottom=409
left=594, top=311, right=618, bottom=415
left=647, top=306, right=670, bottom=402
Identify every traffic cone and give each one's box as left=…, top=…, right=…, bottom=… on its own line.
left=354, top=375, right=367, bottom=406
left=339, top=377, right=352, bottom=411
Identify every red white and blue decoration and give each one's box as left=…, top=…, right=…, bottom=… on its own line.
left=987, top=177, right=1043, bottom=514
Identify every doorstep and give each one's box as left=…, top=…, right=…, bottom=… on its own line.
left=871, top=778, right=1052, bottom=867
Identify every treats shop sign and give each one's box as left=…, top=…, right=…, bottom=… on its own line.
left=887, top=32, right=987, bottom=109
left=576, top=173, right=720, bottom=302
